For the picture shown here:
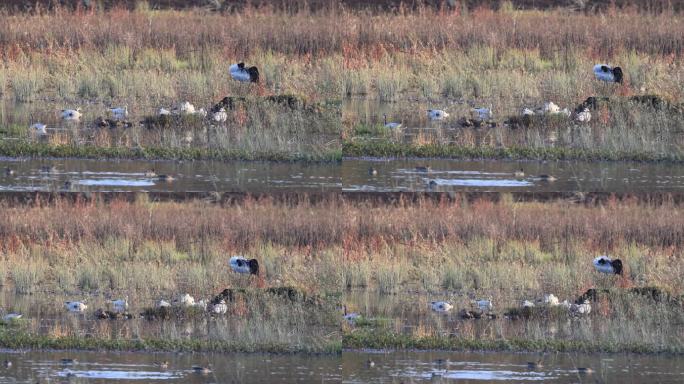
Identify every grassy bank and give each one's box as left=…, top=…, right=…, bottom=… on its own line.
left=0, top=139, right=342, bottom=162
left=343, top=140, right=684, bottom=162
left=0, top=328, right=341, bottom=354
left=344, top=330, right=682, bottom=354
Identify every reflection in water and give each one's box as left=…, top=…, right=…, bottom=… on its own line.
left=343, top=158, right=684, bottom=192
left=76, top=179, right=157, bottom=187
left=431, top=178, right=533, bottom=187
left=0, top=158, right=341, bottom=192
left=0, top=350, right=341, bottom=383
left=342, top=350, right=684, bottom=383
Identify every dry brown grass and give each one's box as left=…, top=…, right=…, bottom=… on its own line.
left=0, top=196, right=682, bottom=295
left=2, top=196, right=684, bottom=252
left=0, top=7, right=682, bottom=59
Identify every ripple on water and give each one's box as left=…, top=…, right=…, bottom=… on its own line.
left=430, top=178, right=534, bottom=187
left=75, top=179, right=157, bottom=187
left=435, top=369, right=553, bottom=381
left=57, top=369, right=183, bottom=380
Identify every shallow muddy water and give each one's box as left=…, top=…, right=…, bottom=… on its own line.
left=0, top=350, right=341, bottom=383
left=342, top=350, right=684, bottom=383
left=0, top=158, right=340, bottom=192
left=343, top=158, right=684, bottom=192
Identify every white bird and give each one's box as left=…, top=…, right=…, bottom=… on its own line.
left=110, top=297, right=128, bottom=313
left=593, top=64, right=624, bottom=83
left=383, top=114, right=402, bottom=129
left=430, top=301, right=453, bottom=312
left=560, top=107, right=571, bottom=117
left=30, top=123, right=47, bottom=135
left=229, top=62, right=260, bottom=83
left=61, top=108, right=82, bottom=120
left=158, top=108, right=171, bottom=116
left=2, top=313, right=22, bottom=321
left=212, top=108, right=228, bottom=123
left=65, top=301, right=87, bottom=312
left=343, top=305, right=360, bottom=323
left=174, top=293, right=195, bottom=307
left=108, top=106, right=128, bottom=120
left=570, top=299, right=592, bottom=315
left=156, top=299, right=171, bottom=308
left=542, top=294, right=560, bottom=307
left=427, top=109, right=449, bottom=121
left=575, top=107, right=591, bottom=123
left=474, top=298, right=493, bottom=312
left=178, top=101, right=196, bottom=115
left=211, top=300, right=228, bottom=314
left=542, top=102, right=560, bottom=114
left=593, top=255, right=624, bottom=275
left=229, top=256, right=260, bottom=275
left=472, top=107, right=493, bottom=121
left=522, top=108, right=536, bottom=116
left=522, top=300, right=535, bottom=308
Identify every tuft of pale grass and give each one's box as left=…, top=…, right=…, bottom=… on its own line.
left=12, top=261, right=46, bottom=294
left=11, top=69, right=44, bottom=102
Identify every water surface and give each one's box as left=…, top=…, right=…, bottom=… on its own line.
left=0, top=350, right=340, bottom=383
left=344, top=158, right=684, bottom=193
left=342, top=350, right=684, bottom=383
left=0, top=158, right=340, bottom=192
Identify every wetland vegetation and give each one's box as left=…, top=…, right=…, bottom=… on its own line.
left=0, top=196, right=682, bottom=353
left=0, top=5, right=683, bottom=161
left=1, top=3, right=683, bottom=376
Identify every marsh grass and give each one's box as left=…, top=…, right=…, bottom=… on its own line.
left=1, top=8, right=684, bottom=159
left=0, top=196, right=682, bottom=352
left=0, top=92, right=342, bottom=161
left=1, top=8, right=683, bottom=104
left=11, top=261, right=46, bottom=294
left=0, top=197, right=681, bottom=297
left=11, top=70, right=44, bottom=102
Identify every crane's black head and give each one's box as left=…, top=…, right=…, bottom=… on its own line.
left=237, top=62, right=245, bottom=69
left=611, top=259, right=623, bottom=275
left=247, top=66, right=259, bottom=83
left=612, top=67, right=623, bottom=83
left=248, top=259, right=259, bottom=275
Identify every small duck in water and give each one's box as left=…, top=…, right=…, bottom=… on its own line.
left=192, top=365, right=212, bottom=375
left=158, top=174, right=175, bottom=182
